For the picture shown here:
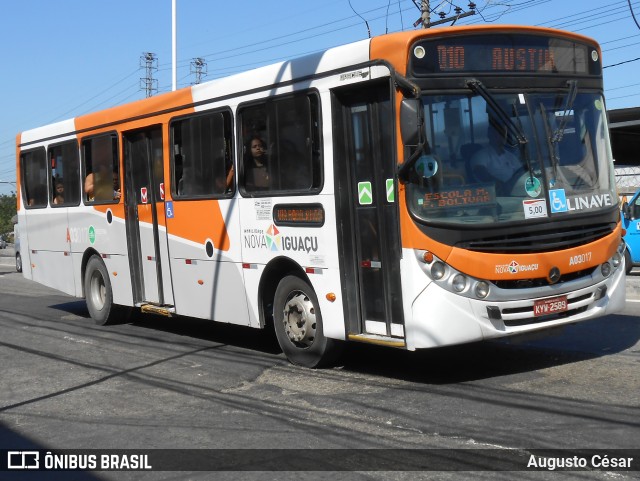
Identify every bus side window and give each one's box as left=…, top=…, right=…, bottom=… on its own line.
left=633, top=195, right=640, bottom=219
left=49, top=140, right=81, bottom=207
left=239, top=92, right=322, bottom=195
left=171, top=110, right=233, bottom=198
left=21, top=148, right=48, bottom=208
left=82, top=134, right=120, bottom=203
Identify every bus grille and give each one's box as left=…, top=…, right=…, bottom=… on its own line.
left=458, top=223, right=614, bottom=254
left=492, top=267, right=596, bottom=289
left=499, top=292, right=593, bottom=327
left=503, top=306, right=589, bottom=327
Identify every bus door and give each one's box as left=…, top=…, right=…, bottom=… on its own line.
left=332, top=81, right=405, bottom=339
left=123, top=127, right=174, bottom=307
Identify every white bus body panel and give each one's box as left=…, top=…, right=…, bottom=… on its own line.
left=26, top=208, right=76, bottom=296
left=238, top=193, right=346, bottom=340
left=67, top=207, right=132, bottom=304
left=167, top=198, right=250, bottom=326
left=190, top=39, right=371, bottom=105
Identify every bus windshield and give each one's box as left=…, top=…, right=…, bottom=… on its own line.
left=406, top=91, right=617, bottom=226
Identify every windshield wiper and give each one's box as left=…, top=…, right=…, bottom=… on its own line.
left=466, top=79, right=533, bottom=179
left=542, top=80, right=579, bottom=186
left=466, top=79, right=528, bottom=147
left=540, top=102, right=558, bottom=185
left=551, top=80, right=578, bottom=145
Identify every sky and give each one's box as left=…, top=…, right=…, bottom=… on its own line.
left=1, top=0, right=639, bottom=196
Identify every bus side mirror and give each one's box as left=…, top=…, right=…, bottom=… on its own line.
left=400, top=98, right=422, bottom=146
left=622, top=201, right=630, bottom=219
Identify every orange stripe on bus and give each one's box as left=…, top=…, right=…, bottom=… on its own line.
left=74, top=88, right=194, bottom=134
left=167, top=200, right=231, bottom=252
left=446, top=223, right=621, bottom=280
left=399, top=177, right=621, bottom=280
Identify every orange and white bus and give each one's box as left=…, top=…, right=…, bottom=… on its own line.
left=16, top=25, right=626, bottom=367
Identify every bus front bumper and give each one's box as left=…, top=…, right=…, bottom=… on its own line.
left=405, top=264, right=626, bottom=350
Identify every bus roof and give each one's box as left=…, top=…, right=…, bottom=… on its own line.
left=19, top=24, right=600, bottom=145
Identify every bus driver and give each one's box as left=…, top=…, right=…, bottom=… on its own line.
left=471, top=122, right=524, bottom=192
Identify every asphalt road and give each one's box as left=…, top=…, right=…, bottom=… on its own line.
left=0, top=248, right=638, bottom=480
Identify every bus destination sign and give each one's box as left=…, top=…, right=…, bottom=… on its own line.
left=412, top=34, right=595, bottom=76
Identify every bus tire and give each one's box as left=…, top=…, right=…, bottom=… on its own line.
left=15, top=253, right=22, bottom=273
left=625, top=248, right=633, bottom=275
left=85, top=255, right=117, bottom=325
left=273, top=275, right=342, bottom=368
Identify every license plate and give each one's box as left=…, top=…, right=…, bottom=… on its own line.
left=533, top=295, right=568, bottom=317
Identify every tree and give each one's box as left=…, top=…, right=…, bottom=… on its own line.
left=0, top=193, right=17, bottom=238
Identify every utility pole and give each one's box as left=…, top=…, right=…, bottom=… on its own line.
left=421, top=0, right=430, bottom=28
left=190, top=58, right=207, bottom=85
left=415, top=1, right=476, bottom=28
left=172, top=0, right=177, bottom=91
left=140, top=52, right=158, bottom=98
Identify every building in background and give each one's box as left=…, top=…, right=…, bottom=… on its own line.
left=609, top=107, right=640, bottom=197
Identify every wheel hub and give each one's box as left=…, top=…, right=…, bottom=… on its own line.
left=90, top=271, right=106, bottom=311
left=282, top=291, right=317, bottom=347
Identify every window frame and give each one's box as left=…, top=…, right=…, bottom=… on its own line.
left=169, top=107, right=235, bottom=201
left=81, top=132, right=121, bottom=206
left=20, top=147, right=48, bottom=210
left=237, top=89, right=324, bottom=198
left=48, top=139, right=81, bottom=208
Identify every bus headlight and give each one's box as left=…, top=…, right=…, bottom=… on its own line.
left=415, top=250, right=494, bottom=299
left=431, top=262, right=446, bottom=280
left=452, top=274, right=467, bottom=292
left=611, top=252, right=622, bottom=269
left=474, top=281, right=490, bottom=299
left=601, top=262, right=612, bottom=277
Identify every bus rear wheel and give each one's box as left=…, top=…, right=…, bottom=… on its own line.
left=85, top=255, right=118, bottom=325
left=273, top=275, right=342, bottom=368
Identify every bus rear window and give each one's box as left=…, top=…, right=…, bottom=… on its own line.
left=21, top=148, right=48, bottom=208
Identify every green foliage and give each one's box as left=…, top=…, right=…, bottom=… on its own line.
left=0, top=193, right=17, bottom=237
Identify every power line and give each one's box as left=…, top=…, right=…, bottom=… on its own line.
left=608, top=81, right=640, bottom=91
left=4, top=0, right=640, bottom=140
left=604, top=56, right=640, bottom=68
left=608, top=90, right=640, bottom=100
left=629, top=0, right=640, bottom=30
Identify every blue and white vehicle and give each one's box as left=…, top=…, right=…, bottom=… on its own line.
left=622, top=189, right=640, bottom=274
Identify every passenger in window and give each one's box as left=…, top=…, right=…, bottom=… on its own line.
left=178, top=164, right=194, bottom=196
left=53, top=182, right=64, bottom=205
left=86, top=154, right=120, bottom=202
left=28, top=185, right=47, bottom=207
left=214, top=158, right=235, bottom=194
left=112, top=171, right=121, bottom=200
left=245, top=135, right=269, bottom=190
left=225, top=160, right=234, bottom=192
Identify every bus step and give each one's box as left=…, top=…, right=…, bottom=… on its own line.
left=348, top=334, right=406, bottom=348
left=140, top=304, right=176, bottom=317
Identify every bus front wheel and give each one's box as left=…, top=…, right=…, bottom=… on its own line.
left=273, top=275, right=342, bottom=368
left=625, top=248, right=633, bottom=275
left=85, top=255, right=117, bottom=325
